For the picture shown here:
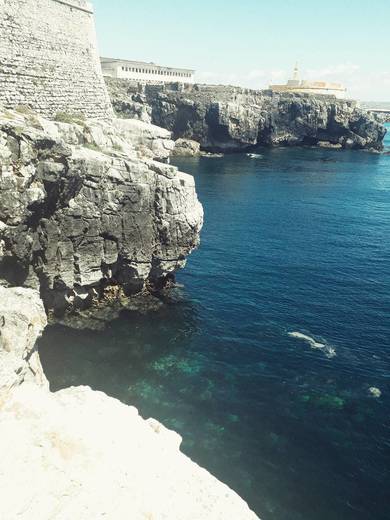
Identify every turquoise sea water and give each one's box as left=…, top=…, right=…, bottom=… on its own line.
left=39, top=125, right=390, bottom=520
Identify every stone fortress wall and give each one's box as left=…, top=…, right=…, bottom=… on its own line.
left=0, top=0, right=113, bottom=119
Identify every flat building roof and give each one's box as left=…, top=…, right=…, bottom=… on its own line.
left=101, top=57, right=195, bottom=74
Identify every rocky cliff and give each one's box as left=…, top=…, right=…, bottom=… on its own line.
left=0, top=106, right=203, bottom=315
left=0, top=287, right=259, bottom=520
left=373, top=113, right=390, bottom=124
left=106, top=80, right=386, bottom=152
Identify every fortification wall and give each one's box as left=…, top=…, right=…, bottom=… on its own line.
left=0, top=0, right=113, bottom=119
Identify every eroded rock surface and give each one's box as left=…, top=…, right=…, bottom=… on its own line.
left=172, top=138, right=201, bottom=157
left=106, top=80, right=386, bottom=152
left=0, top=107, right=203, bottom=314
left=0, top=286, right=47, bottom=399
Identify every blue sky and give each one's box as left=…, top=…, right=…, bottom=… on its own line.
left=93, top=0, right=390, bottom=101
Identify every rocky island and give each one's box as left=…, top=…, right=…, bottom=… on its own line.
left=106, top=80, right=386, bottom=153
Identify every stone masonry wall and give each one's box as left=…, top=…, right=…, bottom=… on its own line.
left=0, top=0, right=113, bottom=119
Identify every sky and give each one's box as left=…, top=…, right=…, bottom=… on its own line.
left=93, top=0, right=390, bottom=101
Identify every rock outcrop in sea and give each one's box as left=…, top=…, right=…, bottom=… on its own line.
left=106, top=80, right=386, bottom=152
left=0, top=107, right=203, bottom=315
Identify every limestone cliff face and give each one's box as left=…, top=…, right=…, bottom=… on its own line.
left=106, top=80, right=386, bottom=152
left=0, top=107, right=203, bottom=314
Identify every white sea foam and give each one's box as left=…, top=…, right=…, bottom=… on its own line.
left=288, top=331, right=336, bottom=358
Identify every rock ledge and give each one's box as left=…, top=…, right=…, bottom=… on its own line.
left=0, top=287, right=259, bottom=520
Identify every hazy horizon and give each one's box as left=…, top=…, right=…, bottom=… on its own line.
left=93, top=0, right=389, bottom=102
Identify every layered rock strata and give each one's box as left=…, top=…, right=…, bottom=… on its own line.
left=0, top=287, right=259, bottom=520
left=0, top=107, right=203, bottom=314
left=106, top=80, right=386, bottom=152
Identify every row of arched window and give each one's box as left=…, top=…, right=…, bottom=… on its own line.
left=121, top=66, right=191, bottom=78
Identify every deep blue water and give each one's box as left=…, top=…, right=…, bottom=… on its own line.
left=39, top=126, right=390, bottom=520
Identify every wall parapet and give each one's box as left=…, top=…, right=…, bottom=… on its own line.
left=52, top=0, right=93, bottom=14
left=0, top=0, right=113, bottom=119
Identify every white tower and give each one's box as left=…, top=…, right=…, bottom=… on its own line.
left=292, top=62, right=300, bottom=81
left=287, top=62, right=301, bottom=86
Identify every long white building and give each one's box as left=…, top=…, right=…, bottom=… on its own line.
left=101, top=57, right=195, bottom=85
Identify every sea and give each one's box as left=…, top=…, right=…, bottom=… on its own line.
left=39, top=125, right=390, bottom=520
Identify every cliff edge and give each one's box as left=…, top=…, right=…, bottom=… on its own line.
left=106, top=81, right=386, bottom=152
left=0, top=287, right=259, bottom=520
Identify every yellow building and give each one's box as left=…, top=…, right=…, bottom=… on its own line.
left=270, top=65, right=347, bottom=99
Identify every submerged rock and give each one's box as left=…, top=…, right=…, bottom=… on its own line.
left=0, top=107, right=203, bottom=315
left=106, top=81, right=386, bottom=152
